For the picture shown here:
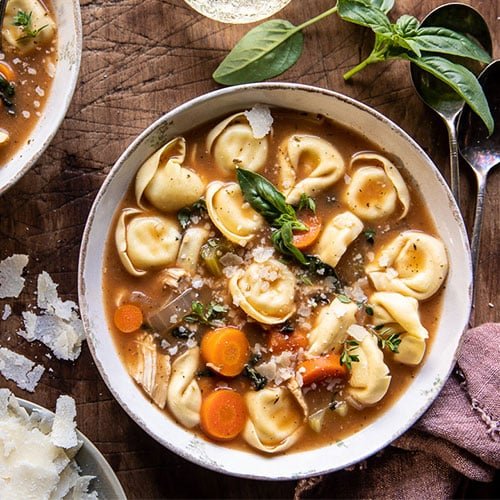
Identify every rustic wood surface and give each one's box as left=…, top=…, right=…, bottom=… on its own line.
left=0, top=0, right=498, bottom=498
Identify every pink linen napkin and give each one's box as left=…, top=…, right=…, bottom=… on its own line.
left=295, top=323, right=500, bottom=499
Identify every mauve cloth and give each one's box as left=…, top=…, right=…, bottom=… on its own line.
left=295, top=323, right=500, bottom=499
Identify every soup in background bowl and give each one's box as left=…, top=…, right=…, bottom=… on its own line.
left=0, top=0, right=81, bottom=194
left=79, top=84, right=472, bottom=480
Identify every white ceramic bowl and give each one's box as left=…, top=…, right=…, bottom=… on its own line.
left=79, top=83, right=472, bottom=480
left=20, top=398, right=126, bottom=499
left=0, top=0, right=82, bottom=194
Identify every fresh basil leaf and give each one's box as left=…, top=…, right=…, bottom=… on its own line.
left=213, top=20, right=304, bottom=85
left=237, top=168, right=289, bottom=222
left=337, top=0, right=392, bottom=36
left=405, top=54, right=494, bottom=134
left=271, top=223, right=308, bottom=265
left=370, top=0, right=394, bottom=14
left=394, top=14, right=420, bottom=36
left=408, top=27, right=491, bottom=63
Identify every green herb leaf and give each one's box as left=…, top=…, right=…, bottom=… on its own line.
left=243, top=365, right=267, bottom=391
left=183, top=300, right=228, bottom=327
left=297, top=193, right=316, bottom=213
left=236, top=168, right=289, bottom=223
left=394, top=14, right=419, bottom=36
left=13, top=10, right=47, bottom=40
left=337, top=294, right=352, bottom=304
left=0, top=76, right=16, bottom=113
left=370, top=0, right=394, bottom=14
left=337, top=0, right=392, bottom=36
left=373, top=325, right=402, bottom=353
left=340, top=339, right=360, bottom=370
left=213, top=20, right=304, bottom=85
left=404, top=54, right=494, bottom=134
left=177, top=199, right=207, bottom=229
left=405, top=27, right=491, bottom=63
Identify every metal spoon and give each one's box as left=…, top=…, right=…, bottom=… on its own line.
left=410, top=3, right=492, bottom=207
left=458, top=60, right=499, bottom=278
left=0, top=0, right=7, bottom=52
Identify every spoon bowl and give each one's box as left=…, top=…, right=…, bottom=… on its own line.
left=458, top=60, right=500, bottom=278
left=410, top=2, right=492, bottom=205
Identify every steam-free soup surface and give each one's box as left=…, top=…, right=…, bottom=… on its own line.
left=103, top=108, right=447, bottom=454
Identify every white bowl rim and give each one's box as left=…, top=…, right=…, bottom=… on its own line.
left=79, top=82, right=473, bottom=480
left=0, top=0, right=83, bottom=195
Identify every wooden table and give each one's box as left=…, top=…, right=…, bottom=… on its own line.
left=0, top=0, right=498, bottom=497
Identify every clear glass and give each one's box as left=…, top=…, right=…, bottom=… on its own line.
left=184, top=0, right=293, bottom=24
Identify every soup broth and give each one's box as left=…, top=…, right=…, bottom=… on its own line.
left=103, top=108, right=447, bottom=454
left=0, top=0, right=57, bottom=166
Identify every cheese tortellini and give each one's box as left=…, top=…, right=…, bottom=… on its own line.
left=206, top=112, right=269, bottom=174
left=370, top=292, right=429, bottom=365
left=229, top=259, right=296, bottom=324
left=167, top=347, right=202, bottom=429
left=243, top=386, right=307, bottom=453
left=176, top=227, right=209, bottom=274
left=278, top=135, right=346, bottom=204
left=307, top=298, right=358, bottom=356
left=346, top=331, right=391, bottom=408
left=205, top=181, right=264, bottom=246
left=344, top=152, right=410, bottom=221
left=366, top=230, right=448, bottom=300
left=2, top=0, right=56, bottom=54
left=135, top=137, right=205, bottom=213
left=314, top=211, right=364, bottom=268
left=115, top=208, right=182, bottom=276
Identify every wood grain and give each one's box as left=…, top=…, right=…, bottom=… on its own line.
left=0, top=0, right=498, bottom=497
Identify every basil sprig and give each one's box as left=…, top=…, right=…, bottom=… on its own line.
left=213, top=0, right=493, bottom=133
left=236, top=168, right=343, bottom=290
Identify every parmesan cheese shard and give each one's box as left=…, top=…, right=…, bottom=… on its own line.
left=51, top=396, right=78, bottom=449
left=2, top=304, right=12, bottom=320
left=0, top=254, right=29, bottom=299
left=0, top=347, right=45, bottom=392
left=0, top=390, right=98, bottom=499
left=244, top=104, right=273, bottom=139
left=17, top=272, right=85, bottom=361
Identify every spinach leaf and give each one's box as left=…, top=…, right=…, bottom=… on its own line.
left=337, top=0, right=392, bottom=36
left=405, top=27, right=491, bottom=63
left=404, top=54, right=494, bottom=134
left=213, top=20, right=304, bottom=85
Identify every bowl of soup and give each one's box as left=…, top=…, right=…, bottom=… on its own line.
left=0, top=0, right=81, bottom=194
left=79, top=83, right=472, bottom=479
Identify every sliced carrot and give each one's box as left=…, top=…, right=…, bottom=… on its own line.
left=0, top=62, right=15, bottom=82
left=200, top=389, right=247, bottom=441
left=201, top=327, right=249, bottom=377
left=114, top=304, right=143, bottom=333
left=292, top=211, right=322, bottom=249
left=297, top=353, right=348, bottom=386
left=267, top=329, right=308, bottom=354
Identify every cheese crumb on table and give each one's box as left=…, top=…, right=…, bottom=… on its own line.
left=0, top=254, right=29, bottom=299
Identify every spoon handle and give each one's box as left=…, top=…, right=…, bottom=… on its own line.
left=470, top=170, right=487, bottom=279
left=445, top=119, right=461, bottom=207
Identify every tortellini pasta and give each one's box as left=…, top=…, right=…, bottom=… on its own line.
left=205, top=181, right=264, bottom=246
left=366, top=230, right=448, bottom=300
left=277, top=134, right=345, bottom=205
left=176, top=227, right=209, bottom=274
left=135, top=137, right=205, bottom=213
left=167, top=347, right=202, bottom=429
left=115, top=208, right=181, bottom=276
left=370, top=292, right=429, bottom=365
left=229, top=259, right=296, bottom=324
left=243, top=385, right=306, bottom=453
left=2, top=0, right=56, bottom=54
left=344, top=152, right=410, bottom=221
left=206, top=112, right=269, bottom=173
left=314, top=211, right=364, bottom=268
left=307, top=298, right=358, bottom=356
left=345, top=331, right=391, bottom=408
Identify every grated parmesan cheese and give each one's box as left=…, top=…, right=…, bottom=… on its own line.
left=2, top=304, right=12, bottom=320
left=0, top=254, right=29, bottom=299
left=243, top=104, right=273, bottom=139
